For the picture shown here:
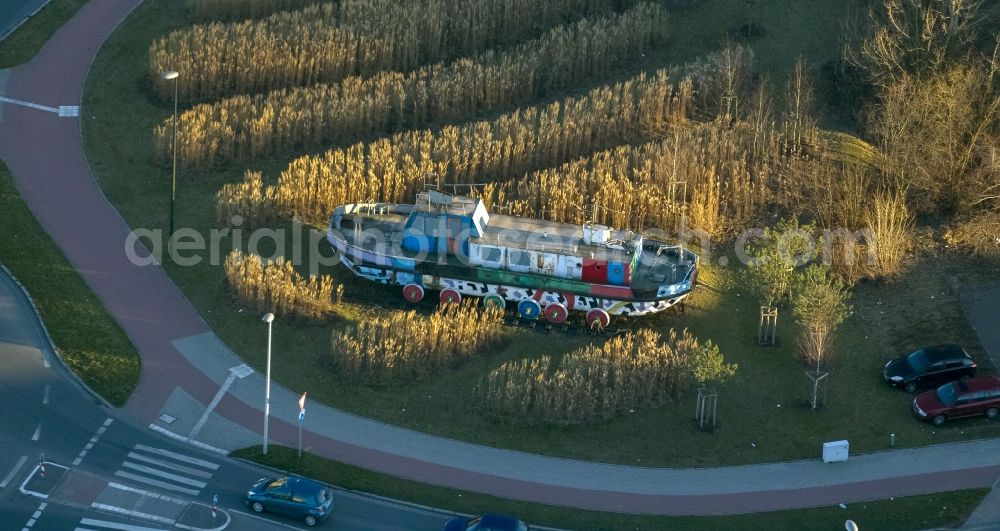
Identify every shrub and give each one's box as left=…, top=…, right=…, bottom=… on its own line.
left=329, top=301, right=504, bottom=382
left=224, top=249, right=338, bottom=321
left=479, top=328, right=735, bottom=424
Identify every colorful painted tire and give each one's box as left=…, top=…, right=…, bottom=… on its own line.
left=402, top=284, right=424, bottom=303
left=517, top=298, right=542, bottom=320
left=586, top=308, right=611, bottom=329
left=483, top=294, right=506, bottom=311
left=440, top=288, right=461, bottom=304
left=544, top=303, right=568, bottom=324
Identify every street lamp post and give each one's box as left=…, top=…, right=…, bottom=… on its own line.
left=262, top=312, right=274, bottom=455
left=160, top=70, right=179, bottom=242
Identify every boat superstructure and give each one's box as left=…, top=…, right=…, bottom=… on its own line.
left=327, top=191, right=697, bottom=326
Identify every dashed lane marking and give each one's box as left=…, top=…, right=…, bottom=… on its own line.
left=0, top=455, right=28, bottom=488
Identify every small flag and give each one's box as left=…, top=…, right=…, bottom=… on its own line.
left=298, top=391, right=307, bottom=412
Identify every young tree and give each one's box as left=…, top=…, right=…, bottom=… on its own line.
left=792, top=264, right=853, bottom=409
left=744, top=219, right=822, bottom=344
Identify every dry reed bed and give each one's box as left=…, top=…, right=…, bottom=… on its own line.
left=224, top=249, right=341, bottom=321
left=189, top=0, right=329, bottom=21
left=215, top=69, right=695, bottom=227
left=500, top=123, right=783, bottom=239
left=478, top=328, right=735, bottom=424
left=154, top=0, right=628, bottom=102
left=155, top=3, right=667, bottom=168
left=329, top=301, right=504, bottom=382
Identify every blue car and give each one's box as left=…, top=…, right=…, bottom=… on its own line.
left=246, top=476, right=333, bottom=527
left=444, top=513, right=529, bottom=531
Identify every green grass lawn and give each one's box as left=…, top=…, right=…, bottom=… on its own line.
left=0, top=162, right=140, bottom=406
left=0, top=0, right=90, bottom=68
left=235, top=445, right=987, bottom=531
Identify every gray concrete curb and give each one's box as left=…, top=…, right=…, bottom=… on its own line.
left=0, top=264, right=116, bottom=410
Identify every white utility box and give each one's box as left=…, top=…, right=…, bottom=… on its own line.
left=822, top=440, right=849, bottom=463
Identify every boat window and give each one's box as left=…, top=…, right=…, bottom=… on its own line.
left=509, top=249, right=531, bottom=266
left=481, top=246, right=502, bottom=262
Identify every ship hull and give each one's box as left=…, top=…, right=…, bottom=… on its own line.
left=336, top=246, right=690, bottom=317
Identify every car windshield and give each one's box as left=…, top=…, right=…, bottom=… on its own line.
left=936, top=382, right=958, bottom=406
left=907, top=350, right=929, bottom=372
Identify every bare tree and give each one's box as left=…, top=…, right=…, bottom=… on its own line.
left=846, top=0, right=996, bottom=88
left=782, top=57, right=818, bottom=155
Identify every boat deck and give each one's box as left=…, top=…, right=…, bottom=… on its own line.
left=335, top=203, right=695, bottom=294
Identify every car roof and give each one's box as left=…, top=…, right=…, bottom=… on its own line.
left=275, top=476, right=325, bottom=495
left=918, top=344, right=970, bottom=361
left=479, top=514, right=523, bottom=527
left=958, top=376, right=1000, bottom=392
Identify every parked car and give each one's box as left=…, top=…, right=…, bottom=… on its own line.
left=444, top=513, right=529, bottom=531
left=883, top=344, right=976, bottom=392
left=913, top=376, right=1000, bottom=426
left=246, top=476, right=332, bottom=527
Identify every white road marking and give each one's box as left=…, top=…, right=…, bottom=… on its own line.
left=119, top=462, right=206, bottom=488
left=89, top=504, right=174, bottom=526
left=42, top=385, right=49, bottom=405
left=31, top=510, right=40, bottom=518
left=230, top=363, right=254, bottom=378
left=228, top=509, right=304, bottom=530
left=145, top=424, right=228, bottom=455
left=31, top=424, right=40, bottom=441
left=0, top=455, right=28, bottom=488
left=187, top=371, right=237, bottom=440
left=132, top=444, right=219, bottom=470
left=112, top=471, right=199, bottom=496
left=105, top=481, right=187, bottom=504
left=78, top=518, right=166, bottom=530
left=72, top=457, right=82, bottom=466
left=103, top=418, right=113, bottom=427
left=0, top=96, right=58, bottom=113
left=125, top=452, right=212, bottom=479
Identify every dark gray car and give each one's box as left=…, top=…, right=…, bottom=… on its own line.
left=883, top=344, right=977, bottom=392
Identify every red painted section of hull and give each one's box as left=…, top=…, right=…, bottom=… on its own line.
left=591, top=284, right=634, bottom=299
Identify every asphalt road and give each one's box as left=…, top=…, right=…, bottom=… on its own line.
left=0, top=0, right=48, bottom=40
left=0, top=269, right=452, bottom=531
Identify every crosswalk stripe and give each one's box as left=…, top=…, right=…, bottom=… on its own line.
left=132, top=444, right=219, bottom=470
left=120, top=462, right=207, bottom=488
left=77, top=518, right=165, bottom=530
left=125, top=452, right=213, bottom=479
left=112, top=471, right=200, bottom=496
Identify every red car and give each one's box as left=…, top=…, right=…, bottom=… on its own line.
left=913, top=376, right=1000, bottom=426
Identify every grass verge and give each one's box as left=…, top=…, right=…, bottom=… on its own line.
left=235, top=445, right=987, bottom=531
left=0, top=0, right=90, bottom=68
left=0, top=161, right=140, bottom=406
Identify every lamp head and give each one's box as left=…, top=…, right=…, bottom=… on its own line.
left=262, top=313, right=274, bottom=323
left=161, top=70, right=179, bottom=80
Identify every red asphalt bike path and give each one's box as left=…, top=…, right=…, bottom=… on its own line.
left=1, top=0, right=998, bottom=517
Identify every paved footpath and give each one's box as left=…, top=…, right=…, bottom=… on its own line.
left=1, top=0, right=1000, bottom=521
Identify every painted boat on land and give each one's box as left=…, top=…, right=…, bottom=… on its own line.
left=327, top=191, right=697, bottom=326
